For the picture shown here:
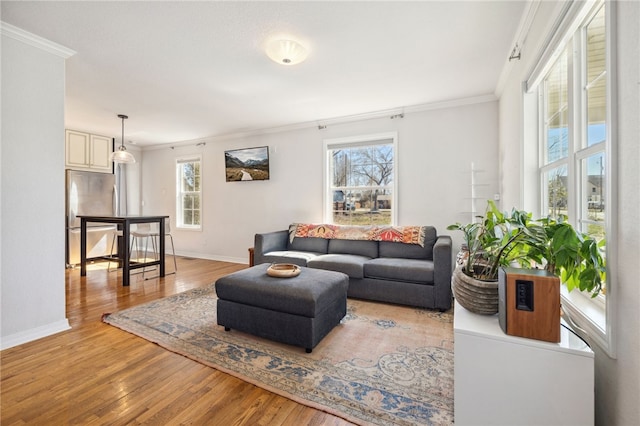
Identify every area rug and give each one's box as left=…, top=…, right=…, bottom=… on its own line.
left=103, top=285, right=454, bottom=426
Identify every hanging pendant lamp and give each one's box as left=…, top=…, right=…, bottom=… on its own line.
left=111, top=114, right=136, bottom=163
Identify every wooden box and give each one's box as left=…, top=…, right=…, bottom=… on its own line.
left=498, top=267, right=560, bottom=343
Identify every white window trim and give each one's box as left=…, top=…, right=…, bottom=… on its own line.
left=599, top=0, right=617, bottom=358
left=323, top=132, right=398, bottom=225
left=561, top=288, right=607, bottom=351
left=526, top=0, right=599, bottom=92
left=527, top=0, right=616, bottom=357
left=176, top=155, right=203, bottom=231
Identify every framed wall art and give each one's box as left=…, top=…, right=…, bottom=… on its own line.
left=224, top=146, right=270, bottom=182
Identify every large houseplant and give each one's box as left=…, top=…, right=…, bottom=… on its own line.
left=448, top=201, right=606, bottom=314
left=448, top=201, right=532, bottom=282
left=447, top=201, right=533, bottom=313
left=513, top=215, right=606, bottom=297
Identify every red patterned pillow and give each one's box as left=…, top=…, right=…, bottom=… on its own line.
left=373, top=226, right=426, bottom=246
left=289, top=223, right=337, bottom=242
left=289, top=223, right=426, bottom=246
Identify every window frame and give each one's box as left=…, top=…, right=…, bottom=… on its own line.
left=323, top=132, right=398, bottom=226
left=175, top=155, right=202, bottom=231
left=528, top=0, right=616, bottom=357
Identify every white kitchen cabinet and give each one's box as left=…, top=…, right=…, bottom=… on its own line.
left=454, top=300, right=594, bottom=426
left=65, top=130, right=113, bottom=172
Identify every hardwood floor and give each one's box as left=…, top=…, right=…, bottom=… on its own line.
left=1, top=257, right=354, bottom=425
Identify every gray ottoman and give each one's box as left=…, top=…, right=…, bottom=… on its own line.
left=215, top=263, right=349, bottom=353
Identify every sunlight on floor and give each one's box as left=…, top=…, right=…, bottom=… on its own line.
left=83, top=255, right=158, bottom=272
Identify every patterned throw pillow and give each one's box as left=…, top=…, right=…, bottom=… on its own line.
left=289, top=223, right=427, bottom=247
left=289, top=223, right=337, bottom=241
left=372, top=226, right=427, bottom=246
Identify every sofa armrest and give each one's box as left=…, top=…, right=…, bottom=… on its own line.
left=433, top=235, right=453, bottom=310
left=254, top=230, right=288, bottom=265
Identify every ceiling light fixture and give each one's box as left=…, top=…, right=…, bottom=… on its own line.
left=111, top=114, right=136, bottom=163
left=266, top=39, right=308, bottom=66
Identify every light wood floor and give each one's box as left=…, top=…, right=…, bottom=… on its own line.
left=1, top=257, right=354, bottom=425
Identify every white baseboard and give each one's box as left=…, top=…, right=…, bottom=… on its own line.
left=133, top=248, right=248, bottom=266
left=1, top=319, right=71, bottom=350
left=175, top=250, right=247, bottom=265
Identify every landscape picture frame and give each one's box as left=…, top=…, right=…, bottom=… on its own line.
left=224, top=146, right=270, bottom=182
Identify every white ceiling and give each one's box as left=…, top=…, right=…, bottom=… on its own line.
left=1, top=1, right=527, bottom=146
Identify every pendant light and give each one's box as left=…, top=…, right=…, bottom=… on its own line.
left=111, top=114, right=136, bottom=163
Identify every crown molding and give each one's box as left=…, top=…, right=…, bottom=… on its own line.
left=142, top=93, right=497, bottom=151
left=1, top=22, right=76, bottom=58
left=402, top=94, right=497, bottom=115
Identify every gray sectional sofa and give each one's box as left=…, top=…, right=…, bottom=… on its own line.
left=253, top=224, right=453, bottom=311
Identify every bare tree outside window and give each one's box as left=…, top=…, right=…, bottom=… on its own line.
left=327, top=138, right=395, bottom=225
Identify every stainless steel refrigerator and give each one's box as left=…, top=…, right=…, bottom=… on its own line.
left=65, top=169, right=117, bottom=267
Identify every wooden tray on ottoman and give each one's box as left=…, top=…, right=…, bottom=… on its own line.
left=266, top=263, right=301, bottom=278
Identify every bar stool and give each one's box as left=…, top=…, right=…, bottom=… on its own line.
left=130, top=223, right=156, bottom=262
left=151, top=221, right=177, bottom=274
left=129, top=221, right=177, bottom=279
left=108, top=224, right=156, bottom=274
left=131, top=223, right=158, bottom=278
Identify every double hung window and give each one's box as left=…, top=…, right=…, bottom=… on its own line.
left=324, top=133, right=397, bottom=226
left=176, top=157, right=202, bottom=229
left=529, top=1, right=614, bottom=354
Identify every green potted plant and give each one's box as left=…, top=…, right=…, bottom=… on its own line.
left=448, top=201, right=532, bottom=282
left=513, top=215, right=606, bottom=298
left=448, top=201, right=606, bottom=314
left=447, top=201, right=531, bottom=313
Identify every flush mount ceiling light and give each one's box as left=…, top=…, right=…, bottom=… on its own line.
left=111, top=114, right=136, bottom=163
left=266, top=39, right=308, bottom=66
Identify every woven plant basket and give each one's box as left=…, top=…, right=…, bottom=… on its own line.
left=452, top=266, right=498, bottom=315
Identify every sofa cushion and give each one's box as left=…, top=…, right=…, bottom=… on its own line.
left=261, top=250, right=323, bottom=267
left=364, top=258, right=434, bottom=284
left=289, top=236, right=329, bottom=254
left=379, top=226, right=437, bottom=260
left=308, top=254, right=370, bottom=279
left=328, top=239, right=378, bottom=258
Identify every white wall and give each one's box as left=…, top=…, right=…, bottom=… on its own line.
left=1, top=31, right=71, bottom=348
left=141, top=99, right=499, bottom=263
left=116, top=147, right=142, bottom=216
left=126, top=147, right=142, bottom=215
left=498, top=1, right=640, bottom=424
left=498, top=1, right=568, bottom=212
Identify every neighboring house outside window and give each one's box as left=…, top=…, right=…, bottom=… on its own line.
left=176, top=156, right=202, bottom=230
left=324, top=133, right=397, bottom=226
left=527, top=0, right=614, bottom=355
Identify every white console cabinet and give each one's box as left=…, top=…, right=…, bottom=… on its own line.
left=65, top=129, right=113, bottom=173
left=454, top=300, right=594, bottom=426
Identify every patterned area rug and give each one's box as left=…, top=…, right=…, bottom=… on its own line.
left=103, top=285, right=454, bottom=426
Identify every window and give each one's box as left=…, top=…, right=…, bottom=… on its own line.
left=324, top=133, right=397, bottom=226
left=529, top=1, right=615, bottom=355
left=541, top=47, right=569, bottom=219
left=176, top=157, right=202, bottom=229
